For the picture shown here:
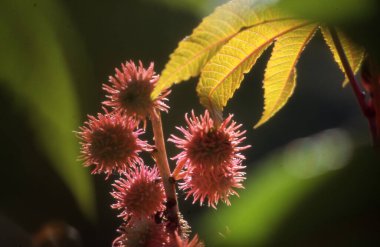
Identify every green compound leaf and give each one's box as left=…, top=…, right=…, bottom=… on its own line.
left=0, top=0, right=95, bottom=219
left=197, top=19, right=310, bottom=111
left=157, top=0, right=368, bottom=128
left=152, top=0, right=287, bottom=99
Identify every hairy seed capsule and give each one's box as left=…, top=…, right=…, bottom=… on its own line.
left=169, top=110, right=250, bottom=207
left=111, top=165, right=166, bottom=219
left=77, top=111, right=149, bottom=177
left=103, top=60, right=170, bottom=123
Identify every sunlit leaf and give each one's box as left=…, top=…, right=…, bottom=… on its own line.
left=321, top=27, right=365, bottom=85
left=198, top=129, right=355, bottom=246
left=0, top=0, right=95, bottom=218
left=152, top=0, right=287, bottom=99
left=197, top=19, right=310, bottom=111
left=254, top=25, right=318, bottom=128
left=157, top=0, right=368, bottom=127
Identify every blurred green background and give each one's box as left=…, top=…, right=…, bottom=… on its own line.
left=0, top=0, right=379, bottom=246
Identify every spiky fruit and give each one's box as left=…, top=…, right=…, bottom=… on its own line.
left=103, top=60, right=170, bottom=124
left=77, top=111, right=149, bottom=177
left=112, top=165, right=166, bottom=219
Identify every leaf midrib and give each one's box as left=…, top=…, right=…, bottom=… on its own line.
left=160, top=18, right=295, bottom=84
left=207, top=22, right=312, bottom=105
left=269, top=25, right=319, bottom=114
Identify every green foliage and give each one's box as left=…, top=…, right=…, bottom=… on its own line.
left=151, top=0, right=287, bottom=99
left=197, top=129, right=368, bottom=246
left=155, top=0, right=365, bottom=127
left=196, top=20, right=316, bottom=119
left=255, top=25, right=318, bottom=127
left=277, top=0, right=376, bottom=23
left=0, top=0, right=95, bottom=218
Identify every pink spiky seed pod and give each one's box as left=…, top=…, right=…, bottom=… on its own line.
left=77, top=110, right=149, bottom=177
left=179, top=159, right=246, bottom=208
left=103, top=60, right=170, bottom=124
left=113, top=219, right=170, bottom=247
left=169, top=110, right=250, bottom=172
left=112, top=165, right=166, bottom=219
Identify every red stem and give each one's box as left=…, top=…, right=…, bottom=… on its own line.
left=328, top=27, right=378, bottom=145
left=362, top=56, right=380, bottom=147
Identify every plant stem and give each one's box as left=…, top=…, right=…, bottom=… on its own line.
left=328, top=27, right=378, bottom=145
left=362, top=56, right=380, bottom=147
left=150, top=109, right=180, bottom=233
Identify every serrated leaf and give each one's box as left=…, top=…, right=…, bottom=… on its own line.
left=321, top=27, right=365, bottom=86
left=197, top=19, right=310, bottom=111
left=254, top=25, right=318, bottom=128
left=152, top=0, right=288, bottom=99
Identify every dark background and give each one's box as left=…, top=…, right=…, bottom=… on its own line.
left=1, top=0, right=379, bottom=246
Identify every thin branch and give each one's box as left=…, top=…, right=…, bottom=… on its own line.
left=150, top=109, right=181, bottom=233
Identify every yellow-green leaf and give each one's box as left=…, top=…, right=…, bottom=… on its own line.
left=197, top=19, right=310, bottom=111
left=254, top=25, right=319, bottom=128
left=152, top=0, right=288, bottom=99
left=321, top=27, right=365, bottom=85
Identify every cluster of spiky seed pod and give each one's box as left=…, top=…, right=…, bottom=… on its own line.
left=169, top=111, right=250, bottom=208
left=77, top=60, right=250, bottom=246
